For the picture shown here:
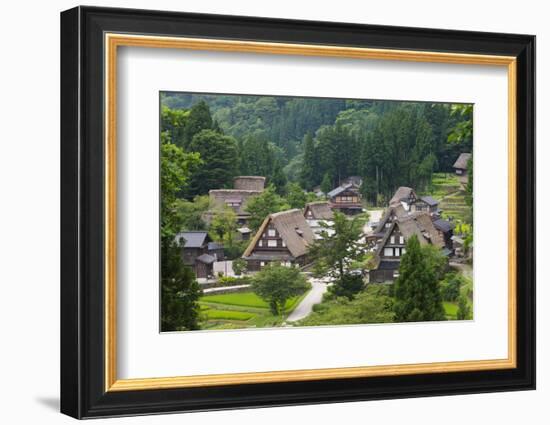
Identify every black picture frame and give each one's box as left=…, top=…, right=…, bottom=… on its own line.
left=61, top=5, right=536, bottom=419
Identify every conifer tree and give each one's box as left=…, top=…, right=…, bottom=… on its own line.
left=393, top=235, right=446, bottom=322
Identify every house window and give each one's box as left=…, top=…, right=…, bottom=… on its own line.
left=390, top=236, right=395, bottom=244
left=258, top=240, right=263, bottom=247
left=395, top=249, right=400, bottom=257
left=399, top=236, right=404, bottom=244
left=260, top=261, right=265, bottom=267
left=393, top=270, right=400, bottom=278
left=385, top=222, right=391, bottom=228
left=402, top=248, right=406, bottom=254
left=282, top=240, right=286, bottom=247
left=268, top=229, right=276, bottom=237
left=267, top=240, right=277, bottom=247
left=384, top=247, right=393, bottom=257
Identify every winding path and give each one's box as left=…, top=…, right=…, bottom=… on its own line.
left=286, top=278, right=329, bottom=322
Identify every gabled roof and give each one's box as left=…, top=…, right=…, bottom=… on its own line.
left=207, top=242, right=224, bottom=251
left=453, top=153, right=472, bottom=170
left=327, top=183, right=357, bottom=198
left=389, top=186, right=416, bottom=206
left=209, top=189, right=262, bottom=214
left=304, top=201, right=334, bottom=220
left=375, top=212, right=445, bottom=256
left=374, top=204, right=407, bottom=234
left=243, top=209, right=315, bottom=259
left=175, top=231, right=209, bottom=248
left=420, top=195, right=439, bottom=206
left=433, top=219, right=453, bottom=233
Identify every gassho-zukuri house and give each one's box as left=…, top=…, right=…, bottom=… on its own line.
left=369, top=211, right=447, bottom=283
left=453, top=152, right=472, bottom=184
left=304, top=201, right=334, bottom=240
left=204, top=176, right=266, bottom=239
left=389, top=186, right=440, bottom=217
left=242, top=209, right=315, bottom=271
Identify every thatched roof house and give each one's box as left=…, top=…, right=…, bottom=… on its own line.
left=205, top=176, right=265, bottom=225
left=453, top=153, right=472, bottom=172
left=369, top=212, right=446, bottom=283
left=304, top=201, right=334, bottom=220
left=242, top=209, right=315, bottom=271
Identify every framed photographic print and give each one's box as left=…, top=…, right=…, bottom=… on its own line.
left=60, top=6, right=536, bottom=419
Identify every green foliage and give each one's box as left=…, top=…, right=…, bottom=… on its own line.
left=285, top=182, right=308, bottom=209
left=232, top=258, right=248, bottom=276
left=251, top=264, right=310, bottom=315
left=270, top=160, right=288, bottom=195
left=310, top=212, right=367, bottom=278
left=465, top=157, right=473, bottom=209
left=328, top=273, right=365, bottom=300
left=298, top=285, right=395, bottom=326
left=217, top=275, right=251, bottom=286
left=173, top=195, right=210, bottom=231
left=223, top=240, right=248, bottom=260
left=457, top=295, right=472, bottom=320
left=161, top=238, right=202, bottom=331
left=202, top=309, right=255, bottom=321
left=244, top=185, right=290, bottom=231
left=440, top=272, right=463, bottom=302
left=393, top=235, right=446, bottom=322
left=320, top=172, right=333, bottom=195
left=209, top=206, right=237, bottom=245
left=300, top=132, right=317, bottom=190
left=187, top=129, right=239, bottom=196
left=160, top=141, right=201, bottom=237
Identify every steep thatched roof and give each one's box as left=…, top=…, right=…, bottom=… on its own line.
left=208, top=189, right=262, bottom=215
left=304, top=201, right=334, bottom=220
left=233, top=176, right=266, bottom=191
left=374, top=204, right=407, bottom=234
left=389, top=186, right=416, bottom=206
left=375, top=211, right=444, bottom=256
left=453, top=153, right=472, bottom=170
left=243, top=209, right=314, bottom=259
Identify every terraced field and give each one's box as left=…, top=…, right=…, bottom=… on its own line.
left=198, top=291, right=307, bottom=330
left=423, top=172, right=471, bottom=223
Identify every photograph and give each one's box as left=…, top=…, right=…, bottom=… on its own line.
left=160, top=92, right=474, bottom=332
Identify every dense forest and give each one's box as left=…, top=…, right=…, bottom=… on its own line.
left=160, top=92, right=473, bottom=204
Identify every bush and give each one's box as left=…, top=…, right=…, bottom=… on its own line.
left=328, top=273, right=365, bottom=300
left=217, top=276, right=251, bottom=287
left=440, top=273, right=462, bottom=302
left=232, top=258, right=247, bottom=276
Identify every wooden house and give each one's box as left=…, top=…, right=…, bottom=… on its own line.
left=205, top=176, right=265, bottom=225
left=304, top=201, right=334, bottom=240
left=242, top=209, right=315, bottom=271
left=327, top=183, right=363, bottom=215
left=453, top=153, right=472, bottom=185
left=369, top=212, right=445, bottom=283
left=304, top=201, right=334, bottom=220
left=175, top=231, right=224, bottom=279
left=433, top=218, right=454, bottom=252
left=389, top=186, right=439, bottom=216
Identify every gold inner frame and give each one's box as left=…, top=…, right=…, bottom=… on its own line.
left=104, top=33, right=517, bottom=392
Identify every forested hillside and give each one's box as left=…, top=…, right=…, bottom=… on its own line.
left=160, top=92, right=472, bottom=205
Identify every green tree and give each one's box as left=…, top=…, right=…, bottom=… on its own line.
left=161, top=239, right=202, bottom=331
left=320, top=172, right=333, bottom=196
left=251, top=264, right=310, bottom=315
left=393, top=236, right=446, bottom=322
left=286, top=182, right=308, bottom=209
left=209, top=206, right=237, bottom=246
left=270, top=160, right=288, bottom=196
left=173, top=195, right=210, bottom=230
left=456, top=295, right=472, bottom=320
left=309, top=212, right=368, bottom=299
left=244, top=185, right=290, bottom=231
left=232, top=258, right=247, bottom=276
left=187, top=129, right=239, bottom=196
left=160, top=138, right=203, bottom=331
left=300, top=132, right=317, bottom=190
left=184, top=100, right=214, bottom=147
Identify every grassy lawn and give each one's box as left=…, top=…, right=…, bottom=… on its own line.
left=443, top=302, right=458, bottom=320
left=198, top=291, right=308, bottom=330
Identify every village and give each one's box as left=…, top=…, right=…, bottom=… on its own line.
left=175, top=153, right=473, bottom=330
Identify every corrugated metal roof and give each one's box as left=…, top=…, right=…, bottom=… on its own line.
left=175, top=231, right=208, bottom=248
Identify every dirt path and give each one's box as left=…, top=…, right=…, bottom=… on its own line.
left=286, top=278, right=328, bottom=322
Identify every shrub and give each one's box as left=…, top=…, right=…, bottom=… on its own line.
left=440, top=273, right=462, bottom=302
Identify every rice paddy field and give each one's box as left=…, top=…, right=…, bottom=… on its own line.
left=422, top=172, right=471, bottom=223
left=198, top=291, right=307, bottom=330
